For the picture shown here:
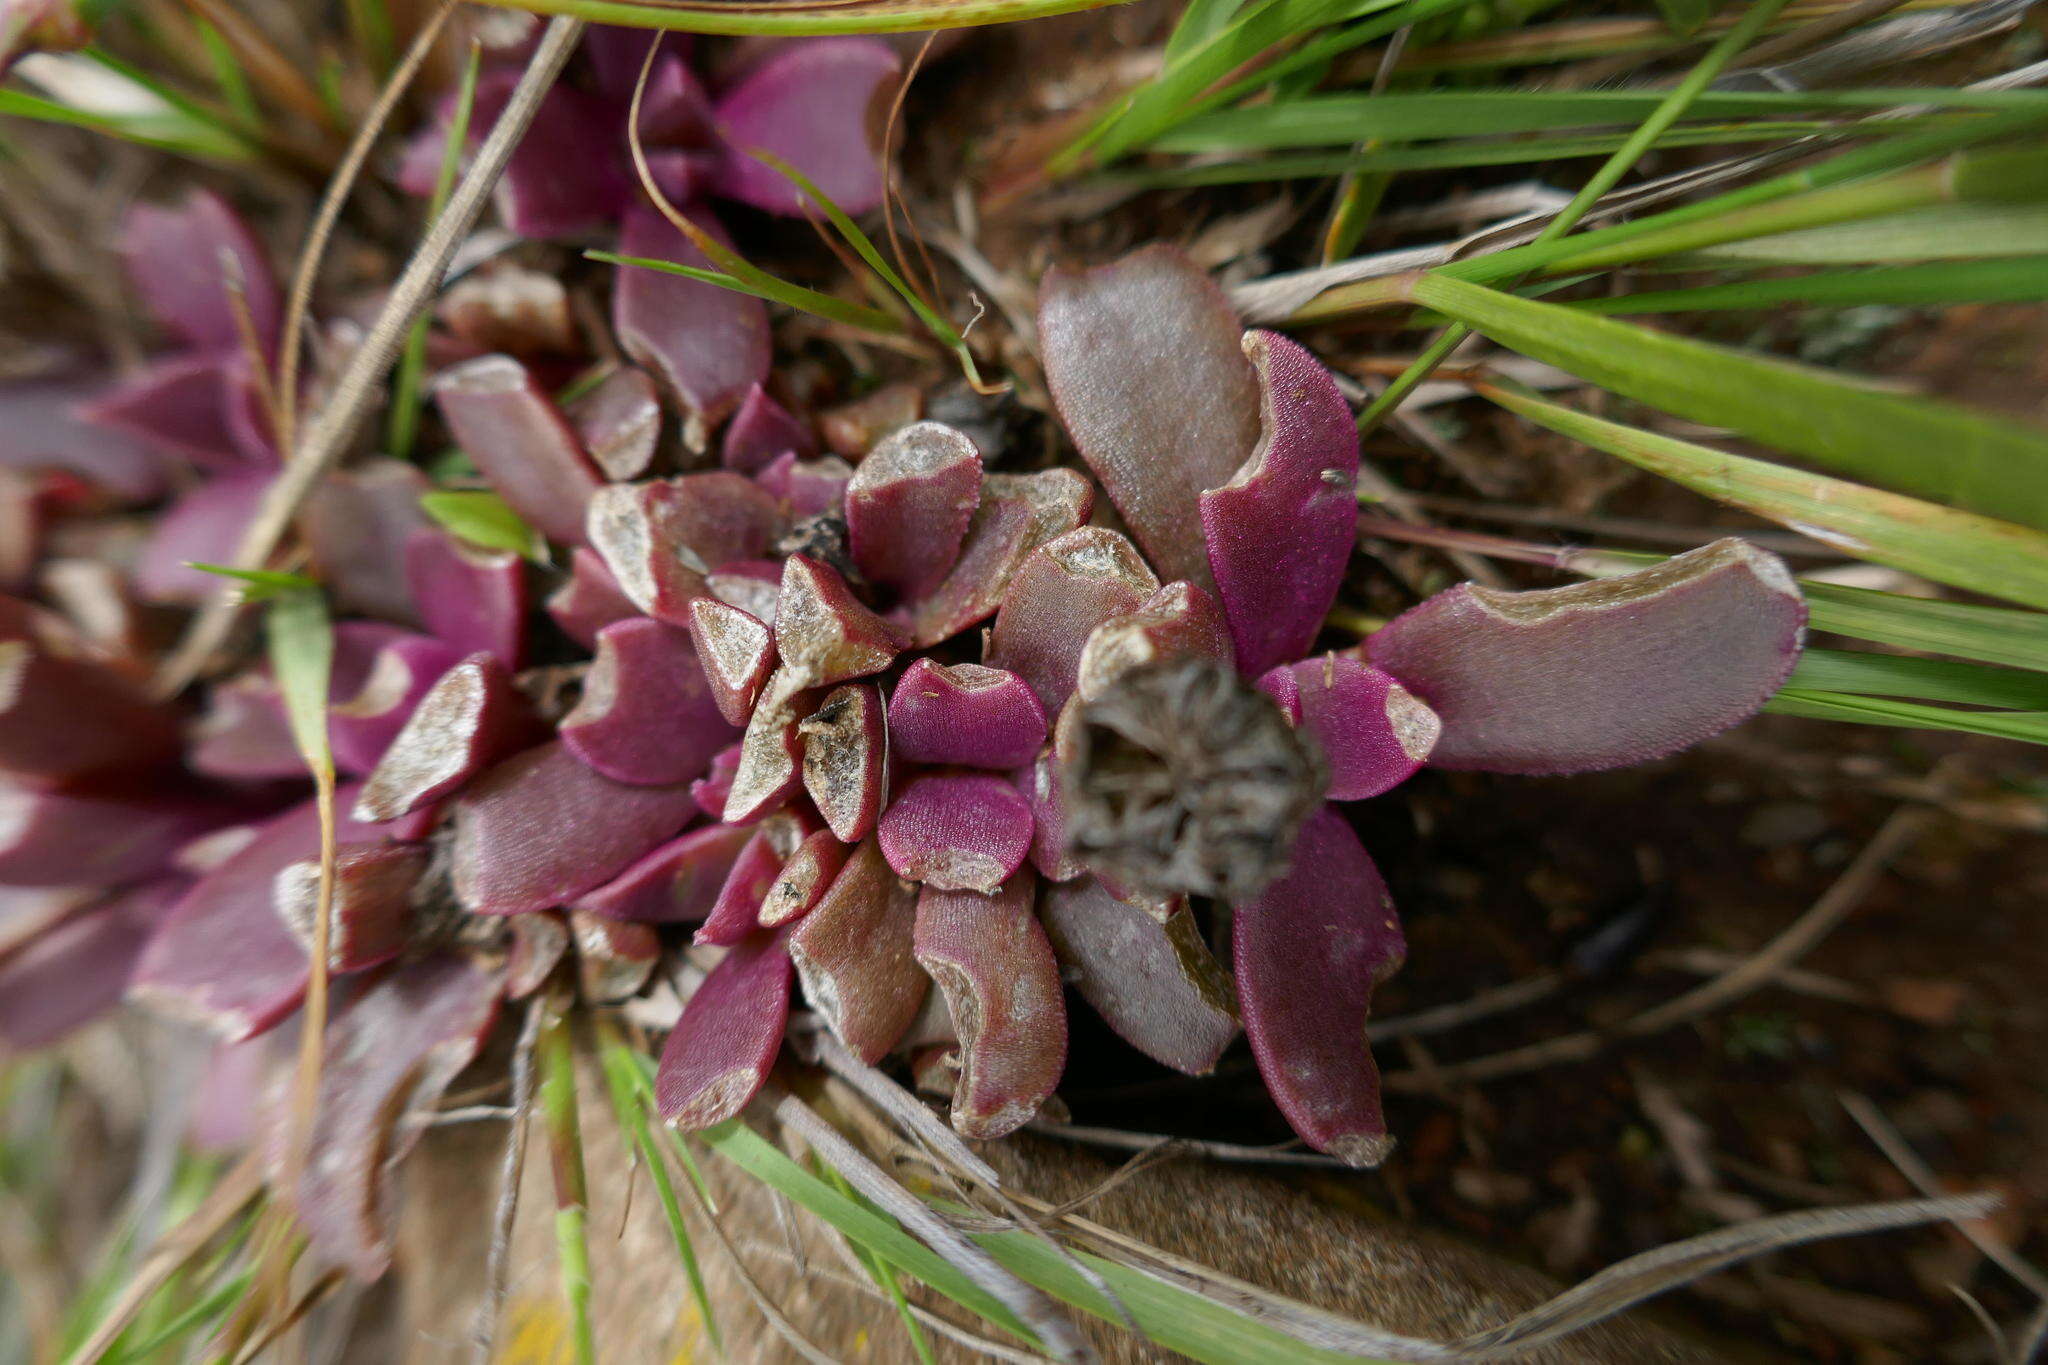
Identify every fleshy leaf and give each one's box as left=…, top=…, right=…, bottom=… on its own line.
left=327, top=636, right=467, bottom=776
left=913, top=872, right=1064, bottom=1140
left=0, top=596, right=181, bottom=786
left=405, top=530, right=527, bottom=668
left=613, top=201, right=771, bottom=441
left=1364, top=538, right=1807, bottom=774
left=353, top=653, right=543, bottom=823
left=486, top=74, right=633, bottom=238
left=756, top=452, right=853, bottom=520
left=797, top=682, right=887, bottom=842
left=1232, top=805, right=1404, bottom=1167
left=788, top=837, right=926, bottom=1063
left=818, top=381, right=921, bottom=458
left=120, top=189, right=280, bottom=355
left=722, top=669, right=817, bottom=824
left=987, top=526, right=1159, bottom=713
left=691, top=742, right=744, bottom=820
left=723, top=382, right=815, bottom=473
left=757, top=827, right=849, bottom=927
left=273, top=842, right=425, bottom=973
left=546, top=547, right=640, bottom=649
left=1038, top=245, right=1258, bottom=585
left=709, top=38, right=901, bottom=217
left=76, top=355, right=247, bottom=469
left=433, top=354, right=604, bottom=546
left=880, top=773, right=1033, bottom=894
left=0, top=882, right=179, bottom=1053
left=1041, top=876, right=1237, bottom=1076
left=844, top=420, right=982, bottom=600
left=898, top=468, right=1094, bottom=648
left=452, top=741, right=698, bottom=915
left=1200, top=330, right=1361, bottom=676
left=686, top=597, right=776, bottom=727
left=570, top=912, right=661, bottom=1003
left=568, top=366, right=663, bottom=481
left=0, top=784, right=237, bottom=887
left=0, top=375, right=165, bottom=500
left=586, top=472, right=784, bottom=626
left=695, top=811, right=807, bottom=945
left=505, top=912, right=570, bottom=999
left=132, top=470, right=275, bottom=605
left=1256, top=655, right=1439, bottom=801
left=656, top=929, right=791, bottom=1130
left=561, top=618, right=737, bottom=786
left=773, top=554, right=902, bottom=687
left=1073, top=580, right=1233, bottom=704
left=887, top=659, right=1046, bottom=769
left=303, top=459, right=433, bottom=626
left=571, top=823, right=753, bottom=924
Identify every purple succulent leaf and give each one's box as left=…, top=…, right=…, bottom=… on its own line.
left=695, top=810, right=808, bottom=945
left=755, top=451, right=853, bottom=520
left=462, top=71, right=632, bottom=238
left=887, top=660, right=1046, bottom=770
left=788, top=836, right=926, bottom=1063
left=818, top=381, right=922, bottom=458
left=131, top=469, right=274, bottom=604
left=1016, top=726, right=1081, bottom=884
left=1038, top=245, right=1259, bottom=586
left=686, top=597, right=776, bottom=727
left=1041, top=876, right=1237, bottom=1076
left=879, top=772, right=1033, bottom=894
left=723, top=382, right=816, bottom=473
left=302, top=459, right=433, bottom=626
left=708, top=38, right=900, bottom=217
left=76, top=354, right=251, bottom=469
left=189, top=1035, right=277, bottom=1153
left=1233, top=804, right=1404, bottom=1167
left=273, top=841, right=425, bottom=973
left=218, top=357, right=277, bottom=463
left=773, top=554, right=903, bottom=688
left=438, top=266, right=577, bottom=360
left=722, top=669, right=817, bottom=825
left=452, top=741, right=698, bottom=915
left=0, top=596, right=181, bottom=786
left=845, top=421, right=982, bottom=600
left=1365, top=538, right=1807, bottom=775
left=274, top=955, right=500, bottom=1280
left=130, top=784, right=400, bottom=1040
left=570, top=822, right=752, bottom=924
left=1073, top=580, right=1233, bottom=704
left=570, top=911, right=661, bottom=1003
left=1256, top=655, right=1438, bottom=801
left=656, top=928, right=792, bottom=1129
left=567, top=366, right=663, bottom=481
left=758, top=827, right=849, bottom=928
left=352, top=653, right=544, bottom=823
left=632, top=47, right=714, bottom=144
left=546, top=547, right=640, bottom=649
left=0, top=880, right=181, bottom=1054
left=561, top=617, right=738, bottom=786
left=0, top=375, right=167, bottom=501
left=913, top=871, right=1064, bottom=1140
left=433, top=355, right=604, bottom=546
left=614, top=201, right=771, bottom=440
left=505, top=912, right=570, bottom=999
left=706, top=559, right=783, bottom=624
left=0, top=885, right=95, bottom=959
left=119, top=189, right=280, bottom=355
left=585, top=472, right=784, bottom=626
left=1201, top=330, right=1361, bottom=677
left=986, top=526, right=1159, bottom=714
left=582, top=24, right=693, bottom=100
left=189, top=673, right=306, bottom=781
left=328, top=635, right=467, bottom=775
left=897, top=468, right=1095, bottom=649
left=405, top=529, right=527, bottom=668
left=797, top=682, right=887, bottom=842
left=692, top=741, right=744, bottom=820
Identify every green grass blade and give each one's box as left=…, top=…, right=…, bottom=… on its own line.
left=1764, top=689, right=2048, bottom=744
left=265, top=586, right=336, bottom=777
left=104, top=1269, right=254, bottom=1365
left=473, top=0, right=1132, bottom=35
left=0, top=87, right=253, bottom=162
left=1478, top=381, right=2048, bottom=610
left=585, top=250, right=902, bottom=335
left=1787, top=648, right=2048, bottom=708
left=537, top=1010, right=595, bottom=1365
left=1652, top=0, right=1710, bottom=37
left=1677, top=202, right=2048, bottom=266
left=819, top=1165, right=938, bottom=1365
left=418, top=489, right=547, bottom=562
left=1419, top=273, right=2048, bottom=533
left=1166, top=0, right=1253, bottom=59
left=1572, top=257, right=2048, bottom=315
left=187, top=564, right=320, bottom=599
left=188, top=18, right=260, bottom=126
left=1802, top=582, right=2048, bottom=672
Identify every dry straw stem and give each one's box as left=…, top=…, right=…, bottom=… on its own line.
left=472, top=998, right=545, bottom=1364
left=153, top=15, right=589, bottom=697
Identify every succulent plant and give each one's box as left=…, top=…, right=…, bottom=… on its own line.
left=0, top=24, right=1809, bottom=1286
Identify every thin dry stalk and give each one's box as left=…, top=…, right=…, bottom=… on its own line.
left=1025, top=1121, right=1347, bottom=1169
left=472, top=998, right=545, bottom=1364
left=182, top=0, right=342, bottom=134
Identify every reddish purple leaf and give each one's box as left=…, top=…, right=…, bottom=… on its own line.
left=1365, top=538, right=1807, bottom=775
left=709, top=38, right=900, bottom=217
left=797, top=682, right=886, bottom=842
left=505, top=912, right=570, bottom=998
left=913, top=872, right=1063, bottom=1139
left=0, top=881, right=180, bottom=1053
left=898, top=468, right=1094, bottom=649
left=1201, top=331, right=1360, bottom=676
left=1233, top=805, right=1404, bottom=1166
left=120, top=190, right=280, bottom=354
left=692, top=742, right=744, bottom=820
left=706, top=560, right=783, bottom=624
left=561, top=618, right=738, bottom=786
left=695, top=811, right=807, bottom=945
left=567, top=366, right=662, bottom=481
left=1073, top=580, right=1232, bottom=704
left=788, top=837, right=926, bottom=1063
left=546, top=546, right=640, bottom=649
left=844, top=421, right=981, bottom=600
left=987, top=527, right=1159, bottom=713
left=279, top=955, right=500, bottom=1280
left=586, top=472, right=784, bottom=626
left=131, top=786, right=398, bottom=1040
left=686, top=597, right=776, bottom=727
left=571, top=911, right=661, bottom=1003
left=273, top=841, right=426, bottom=973
left=131, top=469, right=273, bottom=604
left=484, top=75, right=633, bottom=238
left=819, top=381, right=921, bottom=458
left=571, top=823, right=752, bottom=924
left=880, top=773, right=1033, bottom=894
left=352, top=653, right=542, bottom=823
left=888, top=659, right=1045, bottom=770
left=0, top=596, right=180, bottom=786
left=189, top=1036, right=276, bottom=1153
left=432, top=354, right=603, bottom=546
left=302, top=459, right=433, bottom=626
left=613, top=201, right=771, bottom=440
left=723, top=382, right=815, bottom=473
left=0, top=885, right=93, bottom=959
left=0, top=375, right=165, bottom=500
left=756, top=452, right=853, bottom=520
left=757, top=827, right=848, bottom=928
left=405, top=529, right=527, bottom=668
left=1256, top=655, right=1438, bottom=801
left=722, top=670, right=817, bottom=825
left=452, top=741, right=698, bottom=915
left=77, top=355, right=247, bottom=469
left=189, top=673, right=303, bottom=781
left=438, top=266, right=577, bottom=360
left=0, top=783, right=238, bottom=886
left=328, top=635, right=467, bottom=775
left=1016, top=724, right=1081, bottom=884
left=656, top=929, right=791, bottom=1129
left=773, top=555, right=902, bottom=687
left=1041, top=876, right=1237, bottom=1076
left=1038, top=245, right=1258, bottom=586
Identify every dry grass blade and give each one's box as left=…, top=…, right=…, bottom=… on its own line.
left=225, top=1269, right=344, bottom=1365
left=472, top=999, right=545, bottom=1364
left=1026, top=1121, right=1349, bottom=1168
left=152, top=15, right=588, bottom=698
left=806, top=1033, right=1002, bottom=1189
